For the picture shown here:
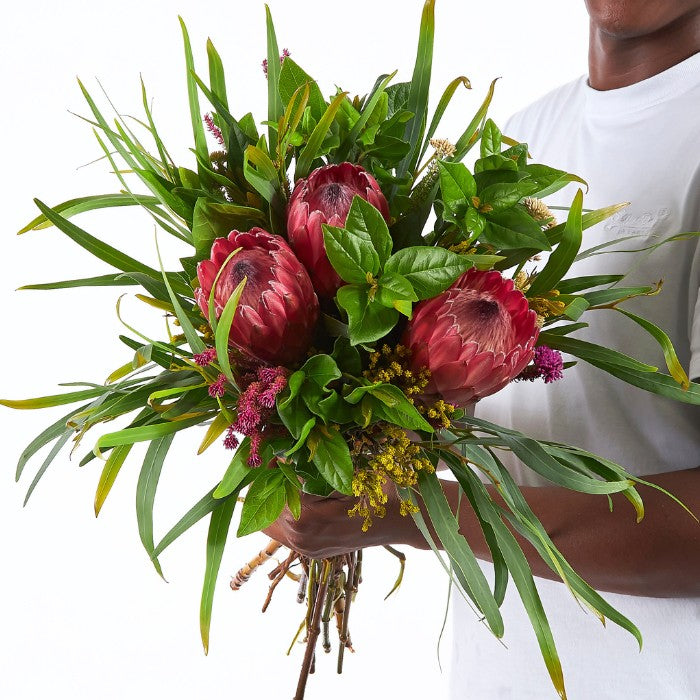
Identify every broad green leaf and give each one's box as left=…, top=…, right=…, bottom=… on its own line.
left=322, top=224, right=380, bottom=283
left=286, top=417, right=317, bottom=455
left=481, top=208, right=551, bottom=251
left=299, top=354, right=341, bottom=388
left=480, top=119, right=502, bottom=158
left=344, top=197, right=393, bottom=265
left=243, top=144, right=280, bottom=204
left=306, top=425, right=353, bottom=494
left=417, top=471, right=504, bottom=636
left=479, top=180, right=537, bottom=212
left=94, top=444, right=133, bottom=516
left=438, top=161, right=477, bottom=214
left=524, top=163, right=587, bottom=199
left=278, top=57, right=326, bottom=119
left=376, top=272, right=418, bottom=315
left=200, top=495, right=237, bottom=654
left=237, top=470, right=287, bottom=536
left=384, top=246, right=471, bottom=299
left=527, top=190, right=583, bottom=297
left=136, top=435, right=175, bottom=577
left=336, top=284, right=399, bottom=345
left=367, top=389, right=434, bottom=433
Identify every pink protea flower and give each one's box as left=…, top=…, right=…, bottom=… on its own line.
left=403, top=268, right=539, bottom=407
left=287, top=162, right=390, bottom=298
left=195, top=228, right=319, bottom=367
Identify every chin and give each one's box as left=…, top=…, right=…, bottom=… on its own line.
left=584, top=0, right=700, bottom=38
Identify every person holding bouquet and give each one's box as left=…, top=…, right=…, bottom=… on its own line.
left=266, top=2, right=700, bottom=697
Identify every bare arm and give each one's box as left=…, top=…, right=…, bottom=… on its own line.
left=265, top=466, right=700, bottom=598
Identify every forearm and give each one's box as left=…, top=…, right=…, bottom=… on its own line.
left=406, top=467, right=700, bottom=598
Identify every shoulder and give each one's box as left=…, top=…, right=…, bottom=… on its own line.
left=504, top=76, right=587, bottom=142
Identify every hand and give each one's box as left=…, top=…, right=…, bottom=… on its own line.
left=264, top=488, right=419, bottom=559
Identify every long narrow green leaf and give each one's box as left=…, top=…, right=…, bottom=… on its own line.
left=200, top=496, right=237, bottom=654
left=179, top=17, right=209, bottom=167
left=94, top=415, right=208, bottom=453
left=527, top=189, right=583, bottom=297
left=94, top=444, right=133, bottom=516
left=453, top=78, right=498, bottom=161
left=616, top=308, right=689, bottom=389
left=295, top=91, right=349, bottom=179
left=140, top=78, right=177, bottom=182
left=33, top=199, right=169, bottom=285
left=90, top=129, right=192, bottom=244
left=154, top=233, right=206, bottom=355
left=264, top=5, right=283, bottom=153
left=539, top=333, right=658, bottom=373
left=14, top=405, right=88, bottom=481
left=152, top=488, right=218, bottom=559
left=461, top=469, right=567, bottom=700
left=419, top=75, right=470, bottom=163
left=23, top=431, right=73, bottom=506
left=136, top=435, right=175, bottom=577
left=20, top=274, right=140, bottom=291
left=418, top=471, right=504, bottom=636
left=338, top=72, right=397, bottom=160
left=18, top=194, right=162, bottom=234
left=213, top=438, right=251, bottom=498
left=206, top=38, right=229, bottom=110
left=215, top=278, right=246, bottom=384
left=460, top=443, right=643, bottom=648
left=0, top=386, right=107, bottom=410
left=398, top=0, right=436, bottom=177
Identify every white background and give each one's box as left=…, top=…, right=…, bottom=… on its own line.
left=0, top=2, right=589, bottom=698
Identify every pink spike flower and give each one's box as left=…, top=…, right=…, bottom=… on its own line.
left=516, top=345, right=564, bottom=384
left=223, top=366, right=288, bottom=467
left=195, top=228, right=319, bottom=367
left=402, top=267, right=539, bottom=407
left=287, top=162, right=390, bottom=298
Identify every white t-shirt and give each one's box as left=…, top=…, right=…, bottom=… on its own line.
left=450, top=54, right=700, bottom=699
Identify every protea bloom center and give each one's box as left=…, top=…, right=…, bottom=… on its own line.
left=403, top=268, right=539, bottom=407
left=195, top=228, right=319, bottom=367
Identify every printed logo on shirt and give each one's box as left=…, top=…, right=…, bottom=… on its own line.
left=603, top=207, right=671, bottom=237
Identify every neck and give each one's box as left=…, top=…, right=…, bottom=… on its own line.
left=588, top=12, right=700, bottom=90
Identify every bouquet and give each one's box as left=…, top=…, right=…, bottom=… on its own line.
left=5, top=2, right=699, bottom=698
